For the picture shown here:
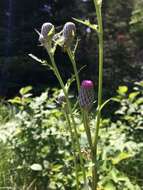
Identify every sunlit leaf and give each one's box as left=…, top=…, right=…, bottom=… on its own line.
left=112, top=152, right=133, bottom=165
left=30, top=163, right=42, bottom=171
left=8, top=97, right=21, bottom=104
left=29, top=54, right=45, bottom=64
left=117, top=86, right=128, bottom=95
left=48, top=25, right=55, bottom=37
left=129, top=92, right=139, bottom=101
left=103, top=181, right=116, bottom=190
left=20, top=86, right=32, bottom=96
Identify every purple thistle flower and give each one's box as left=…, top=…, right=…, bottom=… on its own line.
left=78, top=80, right=95, bottom=111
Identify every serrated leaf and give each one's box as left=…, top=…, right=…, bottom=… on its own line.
left=30, top=163, right=42, bottom=171
left=73, top=18, right=98, bottom=31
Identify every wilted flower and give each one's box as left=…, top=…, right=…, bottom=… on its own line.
left=62, top=22, right=76, bottom=49
left=78, top=80, right=95, bottom=111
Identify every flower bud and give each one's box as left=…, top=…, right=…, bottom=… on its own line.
left=78, top=80, right=95, bottom=111
left=39, top=22, right=55, bottom=45
left=41, top=22, right=54, bottom=37
left=62, top=22, right=76, bottom=49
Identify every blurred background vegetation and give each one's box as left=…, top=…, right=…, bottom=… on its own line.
left=0, top=0, right=142, bottom=97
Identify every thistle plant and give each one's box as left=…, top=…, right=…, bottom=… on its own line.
left=31, top=0, right=105, bottom=189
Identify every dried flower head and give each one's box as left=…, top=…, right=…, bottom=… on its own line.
left=78, top=80, right=95, bottom=111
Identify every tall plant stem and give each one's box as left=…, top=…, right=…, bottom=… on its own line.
left=46, top=49, right=87, bottom=185
left=64, top=111, right=79, bottom=190
left=67, top=48, right=80, bottom=93
left=67, top=48, right=93, bottom=148
left=92, top=1, right=104, bottom=190
left=83, top=111, right=93, bottom=149
left=67, top=48, right=96, bottom=189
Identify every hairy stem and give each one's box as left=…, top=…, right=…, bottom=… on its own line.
left=67, top=48, right=80, bottom=93
left=83, top=111, right=93, bottom=149
left=67, top=48, right=94, bottom=158
left=93, top=1, right=104, bottom=190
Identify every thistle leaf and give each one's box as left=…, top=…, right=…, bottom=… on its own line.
left=28, top=54, right=45, bottom=64
left=73, top=18, right=98, bottom=31
left=29, top=53, right=54, bottom=70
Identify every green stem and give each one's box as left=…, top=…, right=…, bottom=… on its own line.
left=92, top=1, right=104, bottom=190
left=46, top=48, right=87, bottom=185
left=67, top=48, right=93, bottom=148
left=64, top=110, right=79, bottom=190
left=83, top=111, right=93, bottom=149
left=67, top=47, right=97, bottom=190
left=67, top=48, right=80, bottom=93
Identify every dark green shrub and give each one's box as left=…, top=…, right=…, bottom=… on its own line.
left=8, top=88, right=77, bottom=189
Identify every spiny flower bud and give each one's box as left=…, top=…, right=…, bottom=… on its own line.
left=62, top=22, right=76, bottom=49
left=41, top=23, right=54, bottom=37
left=78, top=80, right=95, bottom=111
left=39, top=22, right=55, bottom=45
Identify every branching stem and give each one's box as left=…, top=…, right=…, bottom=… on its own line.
left=45, top=47, right=87, bottom=186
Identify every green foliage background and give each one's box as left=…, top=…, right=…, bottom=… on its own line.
left=0, top=0, right=142, bottom=97
left=0, top=81, right=143, bottom=189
